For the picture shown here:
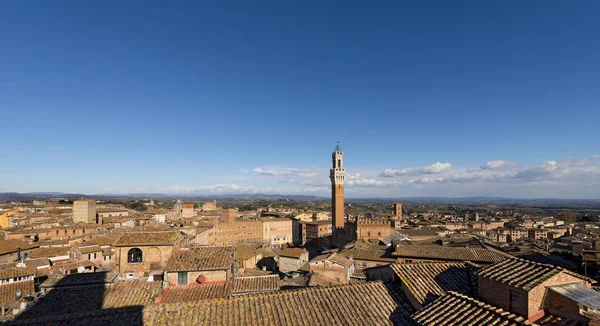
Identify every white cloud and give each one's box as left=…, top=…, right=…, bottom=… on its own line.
left=380, top=162, right=453, bottom=177
left=239, top=169, right=249, bottom=174
left=347, top=173, right=401, bottom=187
left=481, top=160, right=518, bottom=170
left=252, top=167, right=319, bottom=178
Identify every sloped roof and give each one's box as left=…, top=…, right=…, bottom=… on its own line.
left=548, top=283, right=600, bottom=310
left=40, top=272, right=118, bottom=288
left=394, top=245, right=508, bottom=263
left=0, top=239, right=39, bottom=255
left=0, top=279, right=34, bottom=305
left=114, top=231, right=180, bottom=246
left=28, top=246, right=71, bottom=259
left=233, top=275, right=280, bottom=294
left=0, top=266, right=36, bottom=280
left=7, top=281, right=415, bottom=325
left=340, top=247, right=395, bottom=262
left=13, top=279, right=161, bottom=321
left=279, top=247, right=305, bottom=259
left=76, top=245, right=102, bottom=254
left=165, top=246, right=235, bottom=271
left=476, top=258, right=593, bottom=291
left=145, top=281, right=415, bottom=325
left=390, top=262, right=479, bottom=306
left=159, top=283, right=230, bottom=304
left=311, top=253, right=354, bottom=268
left=411, top=291, right=534, bottom=326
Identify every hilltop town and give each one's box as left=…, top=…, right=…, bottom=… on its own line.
left=1, top=147, right=600, bottom=325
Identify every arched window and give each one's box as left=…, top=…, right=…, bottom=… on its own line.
left=128, top=248, right=142, bottom=263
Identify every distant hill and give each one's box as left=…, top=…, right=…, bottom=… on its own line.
left=1, top=192, right=598, bottom=205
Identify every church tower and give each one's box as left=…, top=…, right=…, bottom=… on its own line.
left=330, top=143, right=346, bottom=242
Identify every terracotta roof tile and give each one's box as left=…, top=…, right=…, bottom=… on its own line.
left=159, top=283, right=231, bottom=303
left=412, top=291, right=535, bottom=326
left=40, top=272, right=118, bottom=288
left=145, top=281, right=415, bottom=326
left=27, top=246, right=71, bottom=259
left=0, top=266, right=36, bottom=280
left=0, top=280, right=34, bottom=305
left=394, top=244, right=508, bottom=263
left=165, top=246, right=235, bottom=271
left=340, top=248, right=395, bottom=262
left=0, top=239, right=39, bottom=255
left=476, top=257, right=594, bottom=291
left=390, top=262, right=479, bottom=306
left=279, top=247, right=306, bottom=258
left=232, top=275, right=280, bottom=294
left=14, top=279, right=161, bottom=321
left=114, top=231, right=180, bottom=246
left=8, top=281, right=415, bottom=325
left=76, top=245, right=102, bottom=254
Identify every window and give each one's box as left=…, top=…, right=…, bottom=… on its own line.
left=509, top=290, right=522, bottom=314
left=89, top=253, right=96, bottom=260
left=128, top=248, right=143, bottom=263
left=178, top=272, right=188, bottom=285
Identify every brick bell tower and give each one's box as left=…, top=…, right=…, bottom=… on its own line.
left=330, top=142, right=346, bottom=245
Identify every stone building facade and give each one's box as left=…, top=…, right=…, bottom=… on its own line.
left=72, top=199, right=97, bottom=224
left=114, top=231, right=183, bottom=277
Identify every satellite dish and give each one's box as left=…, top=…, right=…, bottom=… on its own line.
left=77, top=266, right=85, bottom=273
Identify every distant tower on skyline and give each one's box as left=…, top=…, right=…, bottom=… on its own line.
left=394, top=203, right=403, bottom=219
left=330, top=142, right=346, bottom=244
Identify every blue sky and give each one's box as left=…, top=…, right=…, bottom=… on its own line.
left=0, top=1, right=599, bottom=198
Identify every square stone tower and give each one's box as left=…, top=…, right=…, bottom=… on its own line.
left=330, top=143, right=346, bottom=243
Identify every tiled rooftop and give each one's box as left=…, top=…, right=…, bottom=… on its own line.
left=27, top=246, right=71, bottom=259
left=411, top=291, right=534, bottom=326
left=340, top=247, right=395, bottom=262
left=279, top=247, right=305, bottom=259
left=0, top=266, right=36, bottom=280
left=14, top=279, right=161, bottom=322
left=114, top=231, right=180, bottom=247
left=476, top=258, right=593, bottom=291
left=0, top=280, right=34, bottom=305
left=390, top=262, right=479, bottom=306
left=0, top=239, right=39, bottom=255
left=9, top=281, right=414, bottom=325
left=232, top=275, right=280, bottom=294
left=145, top=281, right=414, bottom=325
left=40, top=272, right=118, bottom=288
left=165, top=246, right=235, bottom=271
left=159, top=283, right=231, bottom=303
left=76, top=245, right=102, bottom=254
left=394, top=244, right=508, bottom=263
left=311, top=252, right=354, bottom=268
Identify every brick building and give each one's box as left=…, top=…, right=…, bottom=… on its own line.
left=72, top=199, right=97, bottom=224
left=214, top=220, right=263, bottom=245
left=477, top=257, right=594, bottom=321
left=300, top=220, right=332, bottom=247
left=354, top=218, right=391, bottom=241
left=261, top=218, right=293, bottom=247
left=114, top=231, right=183, bottom=277
left=165, top=246, right=235, bottom=286
left=181, top=204, right=196, bottom=218
left=278, top=247, right=308, bottom=273
left=308, top=252, right=354, bottom=285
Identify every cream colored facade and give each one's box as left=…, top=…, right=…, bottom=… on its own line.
left=73, top=199, right=97, bottom=224
left=294, top=212, right=330, bottom=222
left=262, top=218, right=293, bottom=246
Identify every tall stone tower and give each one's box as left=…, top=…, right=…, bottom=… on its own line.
left=330, top=143, right=346, bottom=243
left=394, top=203, right=403, bottom=219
